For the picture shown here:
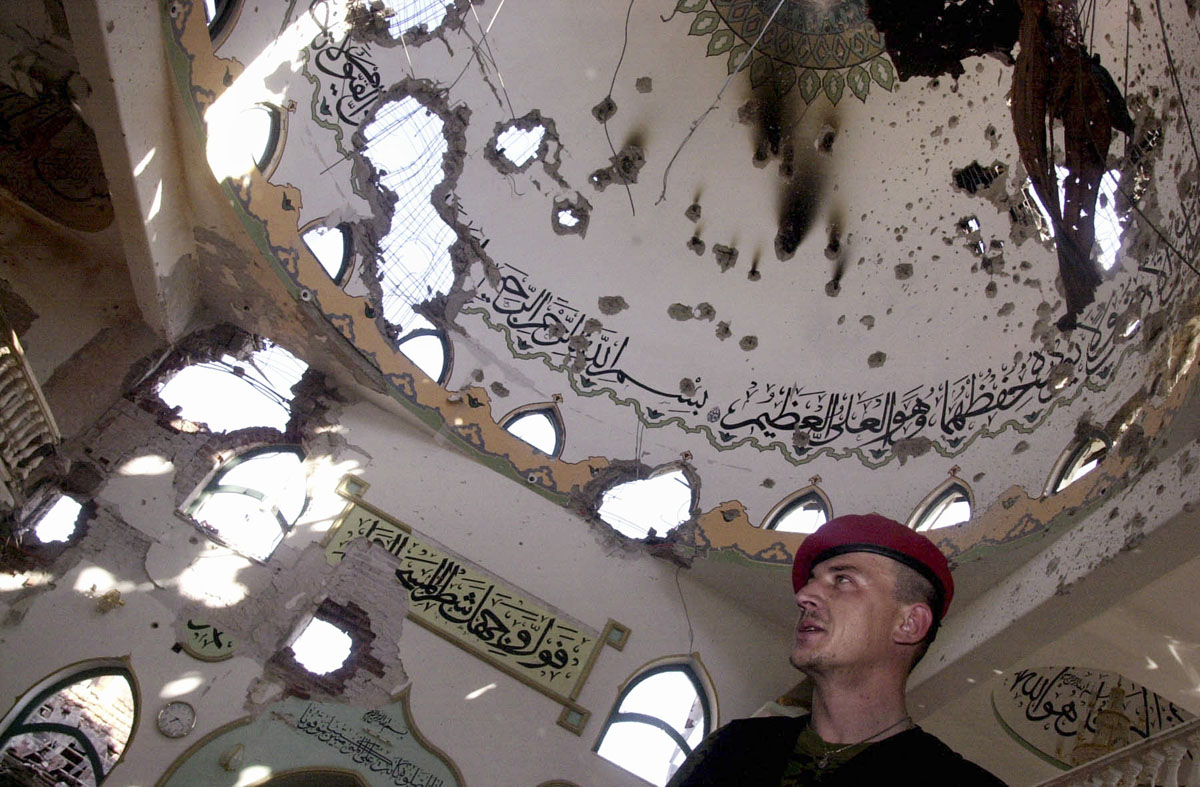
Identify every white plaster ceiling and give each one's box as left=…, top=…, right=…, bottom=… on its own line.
left=205, top=0, right=1196, bottom=541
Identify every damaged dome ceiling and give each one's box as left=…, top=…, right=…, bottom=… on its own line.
left=155, top=0, right=1198, bottom=623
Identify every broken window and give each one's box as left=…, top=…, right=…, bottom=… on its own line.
left=301, top=223, right=352, bottom=284
left=595, top=662, right=712, bottom=787
left=1051, top=436, right=1110, bottom=493
left=0, top=664, right=136, bottom=786
left=362, top=96, right=455, bottom=337
left=290, top=617, right=353, bottom=675
left=184, top=446, right=307, bottom=561
left=157, top=340, right=308, bottom=433
left=29, top=495, right=84, bottom=544
left=500, top=404, right=565, bottom=457
left=495, top=124, right=545, bottom=169
left=381, top=0, right=451, bottom=39
left=396, top=329, right=450, bottom=385
left=764, top=489, right=830, bottom=534
left=597, top=468, right=694, bottom=540
left=910, top=481, right=972, bottom=532
left=1025, top=166, right=1126, bottom=270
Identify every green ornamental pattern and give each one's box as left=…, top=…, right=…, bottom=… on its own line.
left=674, top=0, right=897, bottom=104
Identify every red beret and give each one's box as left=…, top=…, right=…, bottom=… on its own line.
left=792, top=513, right=954, bottom=620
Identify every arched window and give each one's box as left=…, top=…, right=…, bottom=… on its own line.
left=909, top=479, right=973, bottom=532
left=157, top=340, right=308, bottom=433
left=595, top=661, right=714, bottom=787
left=500, top=403, right=565, bottom=458
left=397, top=329, right=451, bottom=386
left=597, top=467, right=695, bottom=540
left=301, top=222, right=352, bottom=284
left=0, top=662, right=137, bottom=786
left=242, top=103, right=283, bottom=174
left=205, top=0, right=240, bottom=44
left=763, top=487, right=832, bottom=534
left=1049, top=435, right=1110, bottom=494
left=185, top=446, right=307, bottom=561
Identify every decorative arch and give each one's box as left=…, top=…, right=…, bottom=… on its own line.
left=183, top=444, right=308, bottom=561
left=300, top=220, right=354, bottom=285
left=206, top=0, right=243, bottom=49
left=907, top=474, right=974, bottom=532
left=0, top=658, right=139, bottom=786
left=397, top=329, right=452, bottom=387
left=594, top=654, right=718, bottom=786
left=499, top=401, right=566, bottom=458
left=247, top=102, right=285, bottom=178
left=761, top=479, right=832, bottom=534
left=1045, top=431, right=1112, bottom=495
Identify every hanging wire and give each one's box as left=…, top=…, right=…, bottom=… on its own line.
left=655, top=0, right=789, bottom=205
left=601, top=0, right=639, bottom=217
left=675, top=564, right=696, bottom=654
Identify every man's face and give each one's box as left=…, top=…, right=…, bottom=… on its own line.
left=791, top=551, right=905, bottom=676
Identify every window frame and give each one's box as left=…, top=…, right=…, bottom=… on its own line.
left=0, top=659, right=139, bottom=786
left=300, top=220, right=354, bottom=285
left=183, top=444, right=308, bottom=563
left=206, top=0, right=242, bottom=49
left=593, top=658, right=717, bottom=785
left=1047, top=432, right=1112, bottom=495
left=499, top=402, right=566, bottom=459
left=907, top=478, right=974, bottom=532
left=397, top=328, right=453, bottom=387
left=247, top=103, right=284, bottom=178
left=761, top=486, right=832, bottom=533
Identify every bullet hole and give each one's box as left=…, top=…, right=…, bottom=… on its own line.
left=713, top=244, right=739, bottom=272
left=592, top=95, right=617, bottom=123
left=1047, top=361, right=1075, bottom=391
left=679, top=378, right=697, bottom=396
left=894, top=263, right=914, bottom=280
left=860, top=315, right=875, bottom=329
left=837, top=315, right=846, bottom=325
left=721, top=508, right=739, bottom=522
left=589, top=145, right=645, bottom=191
left=715, top=321, right=732, bottom=340
left=867, top=351, right=887, bottom=368
left=667, top=303, right=693, bottom=321
left=893, top=436, right=933, bottom=465
left=687, top=236, right=706, bottom=255
left=816, top=124, right=837, bottom=153
left=598, top=296, right=628, bottom=315
left=972, top=472, right=986, bottom=483
left=825, top=279, right=841, bottom=297
left=635, top=76, right=653, bottom=93
left=985, top=124, right=999, bottom=148
left=1013, top=441, right=1029, bottom=454
left=471, top=368, right=485, bottom=382
left=948, top=115, right=959, bottom=128
left=953, top=161, right=1005, bottom=194
left=985, top=281, right=998, bottom=298
left=998, top=302, right=1015, bottom=316
left=582, top=318, right=603, bottom=334
left=552, top=194, right=591, bottom=237
left=748, top=257, right=761, bottom=281
left=824, top=224, right=842, bottom=260
left=739, top=335, right=758, bottom=351
left=693, top=303, right=716, bottom=321
left=490, top=382, right=510, bottom=397
left=685, top=203, right=702, bottom=222
left=792, top=431, right=811, bottom=450
left=761, top=478, right=776, bottom=489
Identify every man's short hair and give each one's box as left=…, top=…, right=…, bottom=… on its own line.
left=892, top=561, right=939, bottom=670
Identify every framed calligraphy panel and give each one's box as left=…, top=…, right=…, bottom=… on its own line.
left=324, top=476, right=630, bottom=734
left=992, top=666, right=1193, bottom=769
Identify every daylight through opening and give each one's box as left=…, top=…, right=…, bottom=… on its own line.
left=597, top=469, right=692, bottom=539
left=292, top=618, right=352, bottom=675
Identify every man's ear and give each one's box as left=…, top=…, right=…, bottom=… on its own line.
left=894, top=602, right=934, bottom=646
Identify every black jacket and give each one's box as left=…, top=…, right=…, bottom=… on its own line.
left=667, top=715, right=1008, bottom=786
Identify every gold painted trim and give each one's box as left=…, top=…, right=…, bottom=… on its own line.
left=555, top=705, right=590, bottom=736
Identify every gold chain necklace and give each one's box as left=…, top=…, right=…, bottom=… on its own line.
left=815, top=715, right=913, bottom=768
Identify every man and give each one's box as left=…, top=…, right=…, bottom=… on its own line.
left=668, top=514, right=1006, bottom=785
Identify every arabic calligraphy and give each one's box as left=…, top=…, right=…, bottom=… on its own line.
left=296, top=703, right=447, bottom=787
left=326, top=503, right=601, bottom=704
left=469, top=246, right=1194, bottom=463
left=994, top=666, right=1193, bottom=767
left=304, top=1, right=383, bottom=140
